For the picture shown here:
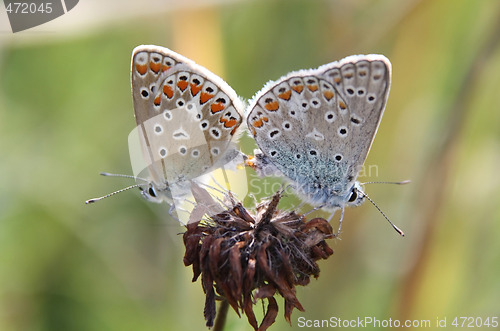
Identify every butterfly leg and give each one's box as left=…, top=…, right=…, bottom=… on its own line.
left=303, top=204, right=325, bottom=217
left=295, top=201, right=307, bottom=211
left=336, top=207, right=345, bottom=236
left=167, top=203, right=183, bottom=223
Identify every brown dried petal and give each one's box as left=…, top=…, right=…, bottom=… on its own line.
left=254, top=284, right=276, bottom=299
left=256, top=242, right=273, bottom=279
left=208, top=237, right=224, bottom=279
left=284, top=298, right=294, bottom=325
left=243, top=257, right=256, bottom=294
left=256, top=245, right=301, bottom=311
left=199, top=235, right=214, bottom=269
left=218, top=279, right=240, bottom=317
left=271, top=213, right=300, bottom=237
left=275, top=272, right=304, bottom=312
left=191, top=258, right=201, bottom=282
left=183, top=222, right=201, bottom=266
left=233, top=203, right=256, bottom=224
left=230, top=216, right=254, bottom=231
left=279, top=250, right=294, bottom=285
left=244, top=294, right=259, bottom=330
left=258, top=297, right=278, bottom=331
left=295, top=275, right=311, bottom=286
left=302, top=217, right=333, bottom=234
left=229, top=242, right=244, bottom=300
left=257, top=191, right=282, bottom=227
left=202, top=271, right=216, bottom=327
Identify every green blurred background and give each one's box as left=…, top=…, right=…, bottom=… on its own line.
left=1, top=0, right=499, bottom=330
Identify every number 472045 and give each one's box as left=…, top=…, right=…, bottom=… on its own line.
left=6, top=2, right=53, bottom=14
left=452, top=317, right=498, bottom=328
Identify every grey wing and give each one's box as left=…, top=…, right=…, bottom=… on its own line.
left=131, top=45, right=243, bottom=186
left=247, top=75, right=355, bottom=202
left=320, top=55, right=391, bottom=184
left=247, top=55, right=391, bottom=205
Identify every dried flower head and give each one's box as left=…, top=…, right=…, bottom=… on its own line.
left=183, top=184, right=335, bottom=330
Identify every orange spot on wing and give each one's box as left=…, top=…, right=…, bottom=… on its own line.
left=292, top=85, right=304, bottom=93
left=163, top=85, right=174, bottom=98
left=177, top=80, right=188, bottom=91
left=339, top=100, right=347, bottom=110
left=265, top=101, right=279, bottom=111
left=253, top=119, right=264, bottom=128
left=211, top=102, right=225, bottom=113
left=154, top=95, right=161, bottom=106
left=220, top=118, right=238, bottom=128
left=161, top=65, right=170, bottom=72
left=278, top=90, right=291, bottom=100
left=323, top=91, right=334, bottom=100
left=333, top=77, right=341, bottom=84
left=252, top=116, right=268, bottom=128
left=226, top=119, right=238, bottom=128
left=190, top=83, right=202, bottom=96
left=135, top=64, right=147, bottom=75
left=307, top=85, right=318, bottom=92
left=150, top=61, right=161, bottom=73
left=200, top=92, right=214, bottom=104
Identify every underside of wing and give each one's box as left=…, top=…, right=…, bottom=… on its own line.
left=247, top=55, right=391, bottom=206
left=131, top=45, right=244, bottom=185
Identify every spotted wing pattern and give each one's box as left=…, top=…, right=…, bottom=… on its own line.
left=247, top=55, right=391, bottom=208
left=131, top=45, right=243, bottom=194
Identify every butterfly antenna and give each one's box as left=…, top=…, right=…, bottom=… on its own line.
left=358, top=189, right=405, bottom=237
left=99, top=172, right=149, bottom=183
left=85, top=184, right=143, bottom=204
left=361, top=179, right=411, bottom=185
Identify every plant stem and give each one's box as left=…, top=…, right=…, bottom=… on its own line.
left=213, top=299, right=229, bottom=331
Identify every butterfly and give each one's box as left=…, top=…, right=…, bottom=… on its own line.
left=87, top=45, right=244, bottom=215
left=129, top=45, right=244, bottom=205
left=246, top=55, right=403, bottom=234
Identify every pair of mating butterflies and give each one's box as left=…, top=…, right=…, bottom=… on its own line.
left=90, top=45, right=400, bottom=234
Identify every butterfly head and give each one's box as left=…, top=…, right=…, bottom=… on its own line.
left=345, top=181, right=366, bottom=207
left=139, top=182, right=172, bottom=204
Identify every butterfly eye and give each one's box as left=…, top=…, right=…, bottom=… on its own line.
left=148, top=187, right=157, bottom=198
left=348, top=190, right=357, bottom=202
